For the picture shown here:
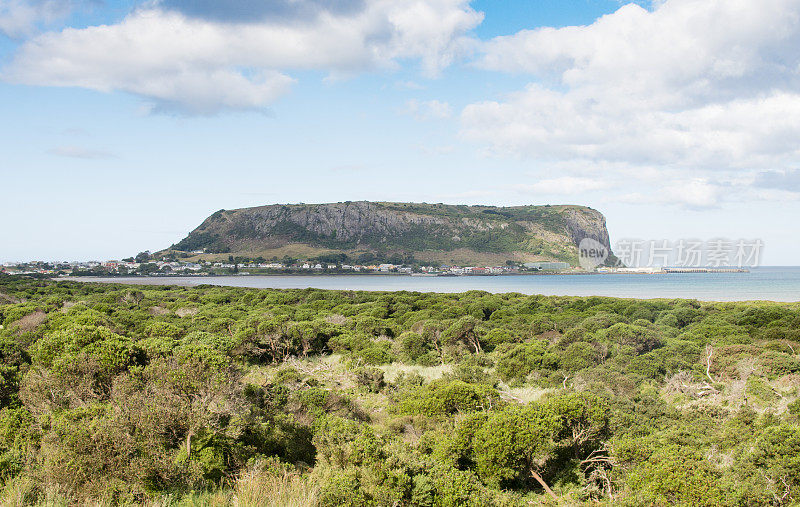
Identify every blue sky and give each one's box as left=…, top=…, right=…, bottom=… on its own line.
left=1, top=0, right=800, bottom=264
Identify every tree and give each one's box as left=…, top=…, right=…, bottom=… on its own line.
left=138, top=263, right=159, bottom=275
left=134, top=251, right=151, bottom=263
left=495, top=341, right=554, bottom=383
left=546, top=392, right=610, bottom=457
left=443, top=316, right=483, bottom=354
left=472, top=404, right=562, bottom=497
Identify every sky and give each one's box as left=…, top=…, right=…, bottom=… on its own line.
left=1, top=0, right=800, bottom=265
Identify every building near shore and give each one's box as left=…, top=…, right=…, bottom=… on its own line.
left=616, top=267, right=664, bottom=274
left=523, top=261, right=570, bottom=271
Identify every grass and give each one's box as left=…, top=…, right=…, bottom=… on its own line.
left=247, top=354, right=454, bottom=388
left=242, top=354, right=352, bottom=387
left=145, top=466, right=319, bottom=507
left=0, top=470, right=319, bottom=507
left=0, top=464, right=319, bottom=507
left=377, top=362, right=453, bottom=382
left=230, top=465, right=318, bottom=507
left=496, top=382, right=553, bottom=404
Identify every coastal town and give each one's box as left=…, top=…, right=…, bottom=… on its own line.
left=1, top=256, right=753, bottom=278
left=0, top=259, right=575, bottom=277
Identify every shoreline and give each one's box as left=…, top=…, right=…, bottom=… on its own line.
left=54, top=268, right=750, bottom=282
left=49, top=269, right=800, bottom=303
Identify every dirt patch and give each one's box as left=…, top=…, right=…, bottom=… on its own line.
left=774, top=373, right=800, bottom=389
left=148, top=306, right=170, bottom=316
left=176, top=307, right=199, bottom=318
left=0, top=291, right=21, bottom=304
left=60, top=301, right=83, bottom=314
left=538, top=330, right=563, bottom=343
left=324, top=314, right=348, bottom=325
left=13, top=310, right=47, bottom=333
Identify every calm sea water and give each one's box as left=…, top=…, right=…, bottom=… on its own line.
left=76, top=266, right=800, bottom=302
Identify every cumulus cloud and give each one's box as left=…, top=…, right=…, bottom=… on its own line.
left=751, top=188, right=800, bottom=202
left=462, top=0, right=800, bottom=174
left=2, top=0, right=482, bottom=113
left=660, top=179, right=724, bottom=209
left=403, top=98, right=453, bottom=120
left=0, top=0, right=90, bottom=38
left=620, top=178, right=724, bottom=209
left=753, top=169, right=800, bottom=192
left=519, top=176, right=610, bottom=195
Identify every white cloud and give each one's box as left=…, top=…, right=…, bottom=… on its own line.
left=660, top=179, right=723, bottom=209
left=403, top=98, right=453, bottom=120
left=463, top=0, right=800, bottom=174
left=519, top=176, right=610, bottom=195
left=615, top=170, right=800, bottom=209
left=3, top=0, right=482, bottom=113
left=753, top=169, right=800, bottom=192
left=0, top=0, right=83, bottom=38
left=620, top=178, right=723, bottom=209
left=751, top=188, right=800, bottom=202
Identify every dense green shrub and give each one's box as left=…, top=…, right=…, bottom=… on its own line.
left=0, top=278, right=797, bottom=505
left=398, top=331, right=430, bottom=362
left=758, top=351, right=800, bottom=378
left=623, top=446, right=726, bottom=506
left=559, top=341, right=600, bottom=372
left=396, top=380, right=499, bottom=417
left=472, top=403, right=561, bottom=487
left=495, top=341, right=556, bottom=383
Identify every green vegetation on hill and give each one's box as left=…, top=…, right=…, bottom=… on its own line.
left=0, top=277, right=798, bottom=505
left=169, top=201, right=614, bottom=266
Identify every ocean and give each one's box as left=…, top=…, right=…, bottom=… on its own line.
left=74, top=266, right=800, bottom=302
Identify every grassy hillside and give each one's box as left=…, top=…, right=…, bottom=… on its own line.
left=169, top=202, right=614, bottom=266
left=0, top=277, right=799, bottom=505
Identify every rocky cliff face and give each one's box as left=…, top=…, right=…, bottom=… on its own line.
left=171, top=201, right=613, bottom=265
left=233, top=202, right=458, bottom=242
left=561, top=207, right=611, bottom=248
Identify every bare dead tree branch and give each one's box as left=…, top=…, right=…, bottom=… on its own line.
left=705, top=345, right=716, bottom=384
left=530, top=468, right=558, bottom=500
